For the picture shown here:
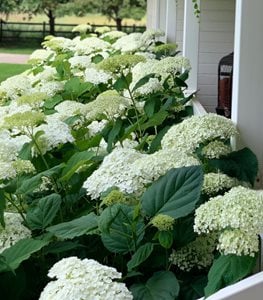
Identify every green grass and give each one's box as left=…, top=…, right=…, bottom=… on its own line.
left=0, top=41, right=40, bottom=54
left=0, top=63, right=30, bottom=83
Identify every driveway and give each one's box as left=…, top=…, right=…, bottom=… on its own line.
left=0, top=53, right=30, bottom=64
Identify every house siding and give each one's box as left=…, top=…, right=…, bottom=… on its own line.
left=197, top=0, right=236, bottom=112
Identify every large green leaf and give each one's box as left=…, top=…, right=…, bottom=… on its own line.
left=141, top=166, right=203, bottom=218
left=26, top=194, right=62, bottom=230
left=132, top=73, right=156, bottom=93
left=60, top=150, right=95, bottom=181
left=205, top=254, right=257, bottom=297
left=101, top=204, right=145, bottom=254
left=0, top=238, right=50, bottom=273
left=140, top=110, right=168, bottom=131
left=16, top=164, right=64, bottom=195
left=127, top=243, right=154, bottom=271
left=47, top=213, right=98, bottom=239
left=130, top=271, right=180, bottom=300
left=209, top=147, right=258, bottom=185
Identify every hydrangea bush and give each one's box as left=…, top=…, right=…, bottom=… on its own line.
left=0, top=26, right=260, bottom=300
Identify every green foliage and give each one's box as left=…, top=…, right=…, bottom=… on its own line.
left=209, top=147, right=258, bottom=186
left=47, top=213, right=98, bottom=239
left=100, top=204, right=145, bottom=253
left=127, top=243, right=154, bottom=271
left=141, top=166, right=203, bottom=218
left=205, top=254, right=257, bottom=297
left=130, top=271, right=180, bottom=300
left=0, top=238, right=50, bottom=273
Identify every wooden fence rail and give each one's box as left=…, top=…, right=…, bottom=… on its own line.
left=0, top=19, right=146, bottom=42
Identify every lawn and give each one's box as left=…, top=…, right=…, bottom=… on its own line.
left=0, top=13, right=146, bottom=26
left=0, top=63, right=30, bottom=83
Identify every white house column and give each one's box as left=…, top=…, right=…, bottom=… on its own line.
left=146, top=0, right=160, bottom=29
left=165, top=0, right=177, bottom=42
left=182, top=0, right=200, bottom=92
left=231, top=0, right=263, bottom=188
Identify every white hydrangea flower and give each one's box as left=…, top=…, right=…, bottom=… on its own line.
left=140, top=29, right=165, bottom=47
left=72, top=24, right=92, bottom=33
left=217, top=229, right=259, bottom=256
left=112, top=32, right=143, bottom=52
left=201, top=140, right=232, bottom=159
left=28, top=49, right=54, bottom=64
left=161, top=114, right=238, bottom=154
left=68, top=55, right=92, bottom=70
left=33, top=81, right=65, bottom=97
left=29, top=66, right=58, bottom=85
left=202, top=172, right=238, bottom=195
left=87, top=120, right=108, bottom=136
left=129, top=56, right=190, bottom=95
left=95, top=26, right=111, bottom=35
left=101, top=30, right=127, bottom=40
left=194, top=186, right=263, bottom=256
left=0, top=212, right=31, bottom=253
left=55, top=100, right=86, bottom=120
left=84, top=67, right=112, bottom=85
left=39, top=256, right=133, bottom=300
left=0, top=73, right=32, bottom=101
left=0, top=161, right=17, bottom=180
left=169, top=234, right=216, bottom=271
left=84, top=146, right=199, bottom=199
left=42, top=36, right=75, bottom=52
left=74, top=37, right=110, bottom=55
left=83, top=90, right=130, bottom=121
left=33, top=115, right=74, bottom=155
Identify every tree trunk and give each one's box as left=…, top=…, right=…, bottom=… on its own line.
left=47, top=9, right=55, bottom=35
left=116, top=18, right=122, bottom=31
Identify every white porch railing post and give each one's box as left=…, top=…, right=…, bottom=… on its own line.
left=231, top=0, right=263, bottom=188
left=182, top=0, right=200, bottom=92
left=146, top=0, right=160, bottom=30
left=165, top=0, right=177, bottom=43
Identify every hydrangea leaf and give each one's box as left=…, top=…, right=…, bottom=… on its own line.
left=127, top=243, right=154, bottom=271
left=205, top=254, right=257, bottom=297
left=60, top=150, right=95, bottom=181
left=101, top=204, right=145, bottom=254
left=47, top=213, right=98, bottom=239
left=16, top=164, right=65, bottom=195
left=26, top=193, right=62, bottom=230
left=130, top=271, right=180, bottom=300
left=209, top=147, right=258, bottom=186
left=0, top=238, right=50, bottom=273
left=141, top=166, right=203, bottom=218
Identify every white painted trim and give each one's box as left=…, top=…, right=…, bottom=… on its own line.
left=198, top=271, right=263, bottom=300
left=165, top=0, right=177, bottom=42
left=146, top=0, right=160, bottom=29
left=183, top=0, right=200, bottom=91
left=231, top=0, right=263, bottom=188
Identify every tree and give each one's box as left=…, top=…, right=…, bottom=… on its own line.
left=18, top=0, right=69, bottom=35
left=0, top=0, right=21, bottom=19
left=61, top=0, right=146, bottom=31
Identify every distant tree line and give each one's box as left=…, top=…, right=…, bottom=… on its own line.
left=0, top=0, right=146, bottom=35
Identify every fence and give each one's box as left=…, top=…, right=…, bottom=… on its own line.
left=0, top=20, right=146, bottom=43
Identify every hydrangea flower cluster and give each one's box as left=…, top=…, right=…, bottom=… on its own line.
left=39, top=256, right=133, bottom=300
left=151, top=214, right=175, bottom=231
left=83, top=147, right=199, bottom=199
left=169, top=234, right=216, bottom=271
left=161, top=113, right=238, bottom=154
left=202, top=172, right=238, bottom=195
left=0, top=212, right=31, bottom=253
left=194, top=186, right=263, bottom=256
